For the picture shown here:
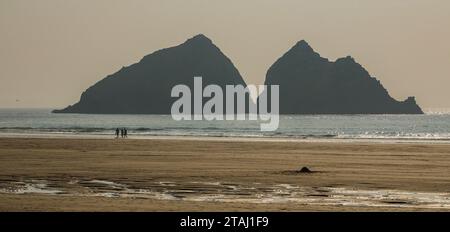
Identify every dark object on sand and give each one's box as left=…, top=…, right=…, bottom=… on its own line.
left=298, top=166, right=312, bottom=173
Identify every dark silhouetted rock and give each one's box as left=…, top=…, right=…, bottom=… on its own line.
left=261, top=40, right=423, bottom=114
left=53, top=34, right=248, bottom=114
left=298, top=166, right=312, bottom=173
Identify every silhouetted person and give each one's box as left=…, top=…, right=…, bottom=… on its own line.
left=121, top=128, right=124, bottom=138
left=124, top=128, right=128, bottom=138
left=115, top=128, right=120, bottom=138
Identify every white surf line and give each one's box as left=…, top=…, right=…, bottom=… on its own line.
left=1, top=133, right=450, bottom=144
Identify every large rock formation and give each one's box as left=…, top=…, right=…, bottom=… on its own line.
left=55, top=36, right=423, bottom=115
left=54, top=34, right=248, bottom=114
left=262, top=40, right=423, bottom=114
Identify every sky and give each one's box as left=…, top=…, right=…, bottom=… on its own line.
left=0, top=0, right=449, bottom=110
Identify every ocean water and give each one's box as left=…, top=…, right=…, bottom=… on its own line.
left=0, top=108, right=450, bottom=141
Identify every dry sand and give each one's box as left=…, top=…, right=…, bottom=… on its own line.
left=0, top=137, right=449, bottom=211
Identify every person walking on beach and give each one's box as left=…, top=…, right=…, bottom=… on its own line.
left=120, top=128, right=124, bottom=138
left=124, top=128, right=128, bottom=138
left=115, top=128, right=120, bottom=138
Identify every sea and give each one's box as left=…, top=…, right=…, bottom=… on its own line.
left=0, top=108, right=450, bottom=142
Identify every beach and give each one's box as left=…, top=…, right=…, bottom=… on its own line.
left=1, top=137, right=450, bottom=211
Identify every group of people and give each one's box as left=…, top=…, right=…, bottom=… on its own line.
left=115, top=128, right=128, bottom=138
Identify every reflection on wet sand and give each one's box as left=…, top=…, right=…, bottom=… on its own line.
left=1, top=178, right=449, bottom=209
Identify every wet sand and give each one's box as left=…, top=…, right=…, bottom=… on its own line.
left=0, top=137, right=449, bottom=211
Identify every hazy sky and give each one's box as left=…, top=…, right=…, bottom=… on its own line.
left=1, top=0, right=449, bottom=110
